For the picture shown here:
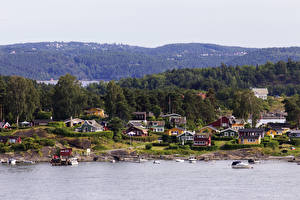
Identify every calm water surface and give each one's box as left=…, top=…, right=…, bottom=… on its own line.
left=0, top=160, right=299, bottom=200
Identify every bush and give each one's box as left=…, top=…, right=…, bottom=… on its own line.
left=92, top=144, right=108, bottom=151
left=48, top=121, right=66, bottom=128
left=212, top=135, right=235, bottom=141
left=221, top=144, right=263, bottom=150
left=145, top=143, right=153, bottom=150
left=50, top=128, right=113, bottom=139
left=191, top=146, right=217, bottom=151
left=290, top=139, right=300, bottom=146
left=264, top=140, right=279, bottom=150
left=122, top=134, right=158, bottom=142
left=168, top=144, right=179, bottom=149
left=152, top=142, right=169, bottom=146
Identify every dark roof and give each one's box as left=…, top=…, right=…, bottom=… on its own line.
left=268, top=122, right=291, bottom=128
left=239, top=128, right=264, bottom=133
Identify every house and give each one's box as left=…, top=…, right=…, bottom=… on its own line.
left=0, top=136, right=21, bottom=144
left=166, top=127, right=185, bottom=136
left=193, top=132, right=211, bottom=146
left=0, top=122, right=11, bottom=129
left=85, top=108, right=105, bottom=118
left=127, top=120, right=145, bottom=128
left=77, top=120, right=104, bottom=132
left=198, top=126, right=219, bottom=135
left=132, top=112, right=147, bottom=123
left=288, top=130, right=300, bottom=139
left=60, top=148, right=72, bottom=157
left=208, top=116, right=233, bottom=129
left=238, top=128, right=265, bottom=144
left=251, top=88, right=268, bottom=100
left=125, top=126, right=148, bottom=136
left=161, top=113, right=186, bottom=126
left=147, top=121, right=165, bottom=132
left=177, top=131, right=195, bottom=143
left=265, top=128, right=284, bottom=138
left=268, top=123, right=291, bottom=134
left=32, top=119, right=53, bottom=126
left=231, top=119, right=245, bottom=131
left=220, top=128, right=238, bottom=137
left=64, top=118, right=84, bottom=127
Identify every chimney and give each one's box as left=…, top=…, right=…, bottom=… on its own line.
left=70, top=116, right=73, bottom=127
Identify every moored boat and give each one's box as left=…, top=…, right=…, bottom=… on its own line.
left=188, top=157, right=197, bottom=163
left=153, top=160, right=160, bottom=164
left=175, top=159, right=184, bottom=162
left=68, top=157, right=79, bottom=165
left=8, top=158, right=16, bottom=165
left=248, top=159, right=260, bottom=164
left=232, top=161, right=253, bottom=169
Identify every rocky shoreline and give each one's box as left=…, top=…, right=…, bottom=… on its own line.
left=1, top=148, right=299, bottom=163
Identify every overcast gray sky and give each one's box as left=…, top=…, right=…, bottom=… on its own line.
left=1, top=0, right=300, bottom=47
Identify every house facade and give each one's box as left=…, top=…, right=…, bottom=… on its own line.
left=0, top=122, right=11, bottom=129
left=220, top=128, right=238, bottom=137
left=64, top=118, right=84, bottom=127
left=251, top=88, right=268, bottom=100
left=238, top=129, right=264, bottom=144
left=208, top=116, right=233, bottom=129
left=77, top=120, right=104, bottom=132
left=166, top=127, right=185, bottom=136
left=177, top=131, right=195, bottom=143
left=125, top=126, right=148, bottom=136
left=147, top=121, right=165, bottom=132
left=266, top=128, right=284, bottom=137
left=193, top=132, right=211, bottom=146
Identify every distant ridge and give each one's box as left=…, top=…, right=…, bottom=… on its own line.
left=0, top=42, right=300, bottom=80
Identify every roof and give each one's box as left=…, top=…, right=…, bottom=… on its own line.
left=64, top=118, right=84, bottom=124
left=220, top=128, right=237, bottom=133
left=161, top=113, right=182, bottom=118
left=127, top=126, right=148, bottom=134
left=147, top=121, right=165, bottom=127
left=251, top=88, right=268, bottom=96
left=128, top=121, right=145, bottom=128
left=133, top=112, right=147, bottom=115
left=169, top=127, right=185, bottom=131
left=239, top=128, right=264, bottom=133
left=199, top=125, right=219, bottom=132
left=177, top=131, right=195, bottom=137
left=289, top=130, right=300, bottom=134
left=195, top=132, right=210, bottom=137
left=84, top=120, right=103, bottom=129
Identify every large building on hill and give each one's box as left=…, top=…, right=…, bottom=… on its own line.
left=251, top=88, right=268, bottom=100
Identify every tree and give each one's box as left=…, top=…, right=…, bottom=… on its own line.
left=6, top=76, right=39, bottom=126
left=52, top=74, right=87, bottom=120
left=108, top=117, right=124, bottom=142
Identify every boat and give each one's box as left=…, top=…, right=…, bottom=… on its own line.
left=68, top=157, right=79, bottom=165
left=23, top=160, right=36, bottom=164
left=248, top=159, right=260, bottom=164
left=231, top=161, right=253, bottom=169
left=0, top=159, right=6, bottom=164
left=110, top=160, right=116, bottom=163
left=8, top=158, right=16, bottom=165
left=153, top=160, right=160, bottom=164
left=188, top=157, right=197, bottom=163
left=175, top=159, right=184, bottom=162
left=135, top=158, right=148, bottom=163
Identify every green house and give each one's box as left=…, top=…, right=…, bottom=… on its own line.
left=77, top=120, right=104, bottom=132
left=220, top=128, right=238, bottom=137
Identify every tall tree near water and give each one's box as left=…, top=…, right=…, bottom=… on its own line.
left=52, top=74, right=87, bottom=120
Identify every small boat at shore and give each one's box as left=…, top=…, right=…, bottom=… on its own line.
left=8, top=158, right=16, bottom=165
left=248, top=159, right=260, bottom=164
left=153, top=160, right=160, bottom=164
left=175, top=159, right=184, bottom=163
left=188, top=157, right=197, bottom=163
left=22, top=160, right=36, bottom=165
left=232, top=161, right=253, bottom=169
left=68, top=158, right=79, bottom=165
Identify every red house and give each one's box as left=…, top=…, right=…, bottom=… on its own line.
left=60, top=148, right=72, bottom=157
left=125, top=126, right=148, bottom=136
left=208, top=116, right=233, bottom=129
left=193, top=132, right=211, bottom=146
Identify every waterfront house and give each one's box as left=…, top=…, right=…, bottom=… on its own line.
left=231, top=119, right=245, bottom=131
left=177, top=131, right=195, bottom=143
left=220, top=128, right=238, bottom=137
left=84, top=108, right=105, bottom=118
left=0, top=136, right=21, bottom=144
left=265, top=128, right=284, bottom=138
left=77, top=120, right=104, bottom=132
left=125, top=126, right=148, bottom=136
left=193, top=132, right=211, bottom=146
left=198, top=126, right=219, bottom=135
left=0, top=122, right=11, bottom=129
left=208, top=116, right=233, bottom=129
left=166, top=127, right=185, bottom=136
left=147, top=121, right=165, bottom=132
left=251, top=88, right=268, bottom=100
left=238, top=128, right=265, bottom=144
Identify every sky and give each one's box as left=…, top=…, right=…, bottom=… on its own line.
left=1, top=0, right=300, bottom=48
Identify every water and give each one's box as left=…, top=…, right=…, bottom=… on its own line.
left=0, top=160, right=299, bottom=200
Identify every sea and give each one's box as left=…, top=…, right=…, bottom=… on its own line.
left=0, top=160, right=299, bottom=200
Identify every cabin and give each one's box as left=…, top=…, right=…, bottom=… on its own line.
left=238, top=129, right=265, bottom=144
left=0, top=122, right=11, bottom=129
left=166, top=127, right=185, bottom=136
left=147, top=121, right=165, bottom=132
left=198, top=126, right=219, bottom=136
left=0, top=136, right=22, bottom=144
left=177, top=131, right=195, bottom=143
left=76, top=120, right=104, bottom=132
left=193, top=132, right=211, bottom=146
left=265, top=128, right=284, bottom=138
left=125, top=126, right=148, bottom=136
left=220, top=128, right=238, bottom=137
left=85, top=108, right=105, bottom=118
left=208, top=116, right=233, bottom=129
left=251, top=88, right=268, bottom=100
left=64, top=118, right=84, bottom=127
left=132, top=112, right=147, bottom=123
left=60, top=148, right=72, bottom=157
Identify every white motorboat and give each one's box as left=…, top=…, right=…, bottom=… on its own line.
left=231, top=161, right=253, bottom=169
left=68, top=158, right=79, bottom=165
left=175, top=159, right=184, bottom=162
left=135, top=158, right=148, bottom=163
left=23, top=160, right=35, bottom=164
left=110, top=160, right=116, bottom=163
left=189, top=157, right=197, bottom=163
left=248, top=159, right=260, bottom=164
left=8, top=158, right=16, bottom=165
left=153, top=160, right=160, bottom=164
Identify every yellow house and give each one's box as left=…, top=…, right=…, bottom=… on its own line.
left=166, top=127, right=185, bottom=136
left=266, top=128, right=284, bottom=137
left=238, top=129, right=264, bottom=144
left=198, top=126, right=219, bottom=135
left=85, top=108, right=105, bottom=118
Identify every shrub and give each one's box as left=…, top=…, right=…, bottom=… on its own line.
left=145, top=143, right=153, bottom=150
left=152, top=142, right=169, bottom=146
left=168, top=144, right=179, bottom=149
left=48, top=121, right=66, bottom=128
left=50, top=128, right=113, bottom=139
left=191, top=146, right=217, bottom=151
left=92, top=144, right=108, bottom=151
left=221, top=144, right=263, bottom=150
left=265, top=140, right=279, bottom=150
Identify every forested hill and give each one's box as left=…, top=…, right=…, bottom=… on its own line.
left=1, top=42, right=300, bottom=80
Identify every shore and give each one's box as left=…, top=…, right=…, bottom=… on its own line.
left=1, top=148, right=299, bottom=163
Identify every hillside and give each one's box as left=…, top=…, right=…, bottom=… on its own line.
left=1, top=42, right=300, bottom=80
